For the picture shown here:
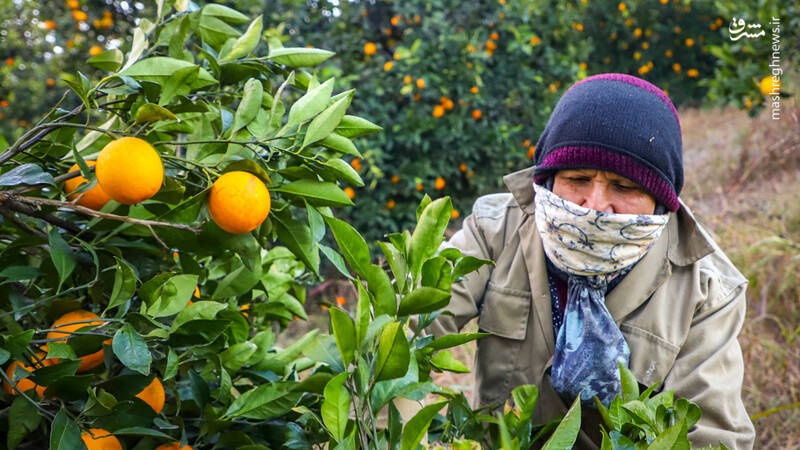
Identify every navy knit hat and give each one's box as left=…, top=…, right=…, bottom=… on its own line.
left=533, top=73, right=683, bottom=212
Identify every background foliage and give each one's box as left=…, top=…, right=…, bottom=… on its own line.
left=2, top=0, right=797, bottom=240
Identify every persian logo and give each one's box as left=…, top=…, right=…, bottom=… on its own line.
left=728, top=17, right=782, bottom=120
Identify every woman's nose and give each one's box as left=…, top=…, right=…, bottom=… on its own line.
left=581, top=186, right=614, bottom=213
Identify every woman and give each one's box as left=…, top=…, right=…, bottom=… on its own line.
left=430, top=73, right=755, bottom=449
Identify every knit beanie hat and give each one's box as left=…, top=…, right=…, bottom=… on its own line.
left=533, top=73, right=683, bottom=212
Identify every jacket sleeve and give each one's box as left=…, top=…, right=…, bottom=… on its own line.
left=665, top=264, right=755, bottom=450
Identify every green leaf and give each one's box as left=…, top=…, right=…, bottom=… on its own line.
left=106, top=257, right=138, bottom=311
left=112, top=323, right=152, bottom=375
left=88, top=48, right=123, bottom=71
left=335, top=115, right=383, bottom=138
left=319, top=244, right=354, bottom=280
left=287, top=78, right=334, bottom=127
left=511, top=384, right=539, bottom=425
left=425, top=332, right=487, bottom=351
left=211, top=258, right=261, bottom=299
left=321, top=372, right=351, bottom=443
left=595, top=397, right=614, bottom=430
left=146, top=274, right=198, bottom=317
left=122, top=27, right=147, bottom=71
left=323, top=158, right=364, bottom=186
left=159, top=65, right=200, bottom=105
left=301, top=93, right=352, bottom=148
left=619, top=361, right=640, bottom=402
left=324, top=215, right=371, bottom=277
left=220, top=341, right=257, bottom=373
left=397, top=286, right=450, bottom=316
left=198, top=11, right=244, bottom=49
left=49, top=409, right=82, bottom=450
left=453, top=255, right=494, bottom=280
left=378, top=241, right=407, bottom=293
left=108, top=427, right=176, bottom=440
left=320, top=133, right=361, bottom=157
left=134, top=102, right=177, bottom=124
left=224, top=382, right=301, bottom=419
left=231, top=78, right=263, bottom=134
left=200, top=3, right=249, bottom=22
left=48, top=229, right=75, bottom=292
left=646, top=421, right=690, bottom=450
left=332, top=431, right=357, bottom=450
left=542, top=395, right=582, bottom=450
left=120, top=57, right=216, bottom=91
left=268, top=47, right=336, bottom=68
left=271, top=210, right=321, bottom=275
left=0, top=163, right=55, bottom=187
left=375, top=322, right=411, bottom=382
left=430, top=350, right=469, bottom=373
left=408, top=197, right=453, bottom=281
left=364, top=265, right=396, bottom=317
left=8, top=396, right=42, bottom=450
left=273, top=179, right=353, bottom=207
left=329, top=307, right=356, bottom=366
left=622, top=400, right=655, bottom=426
left=170, top=301, right=227, bottom=332
left=219, top=15, right=263, bottom=62
left=400, top=401, right=448, bottom=450
left=354, top=283, right=371, bottom=348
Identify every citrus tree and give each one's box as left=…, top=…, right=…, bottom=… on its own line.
left=0, top=1, right=453, bottom=448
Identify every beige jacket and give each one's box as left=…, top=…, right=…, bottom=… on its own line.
left=429, top=167, right=755, bottom=449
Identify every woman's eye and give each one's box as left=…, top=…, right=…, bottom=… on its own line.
left=614, top=183, right=637, bottom=192
left=567, top=176, right=591, bottom=183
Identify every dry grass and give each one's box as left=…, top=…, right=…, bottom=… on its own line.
left=681, top=95, right=800, bottom=449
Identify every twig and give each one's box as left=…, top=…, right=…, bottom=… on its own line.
left=0, top=208, right=47, bottom=239
left=0, top=103, right=86, bottom=165
left=0, top=193, right=201, bottom=233
left=1, top=196, right=85, bottom=235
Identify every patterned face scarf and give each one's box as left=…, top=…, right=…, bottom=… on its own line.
left=532, top=183, right=669, bottom=406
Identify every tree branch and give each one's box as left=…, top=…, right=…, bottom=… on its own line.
left=0, top=193, right=201, bottom=233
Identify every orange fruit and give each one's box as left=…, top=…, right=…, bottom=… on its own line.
left=136, top=377, right=166, bottom=413
left=434, top=176, right=446, bottom=190
left=155, top=443, right=192, bottom=450
left=364, top=42, right=377, bottom=56
left=207, top=171, right=271, bottom=234
left=471, top=109, right=482, bottom=120
left=344, top=186, right=355, bottom=200
left=432, top=105, right=445, bottom=118
left=64, top=161, right=112, bottom=210
left=71, top=10, right=87, bottom=21
left=759, top=76, right=780, bottom=96
left=96, top=137, right=164, bottom=205
left=2, top=354, right=53, bottom=397
left=81, top=428, right=122, bottom=450
left=89, top=45, right=103, bottom=56
left=416, top=78, right=425, bottom=89
left=47, top=310, right=106, bottom=373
